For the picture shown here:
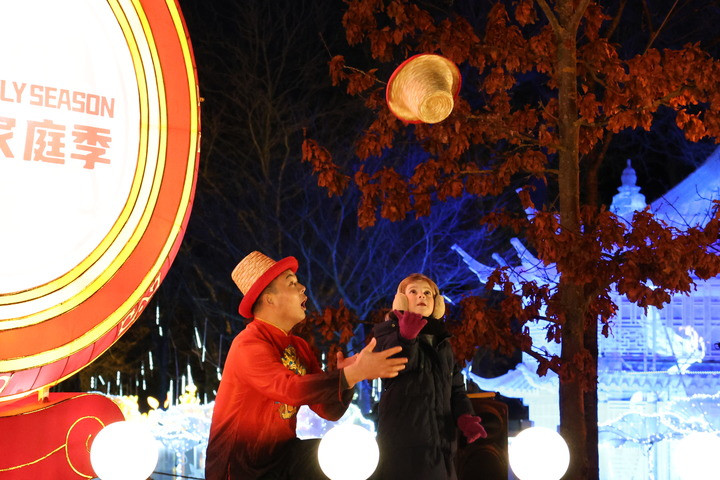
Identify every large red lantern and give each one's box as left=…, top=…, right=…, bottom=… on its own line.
left=0, top=0, right=200, bottom=402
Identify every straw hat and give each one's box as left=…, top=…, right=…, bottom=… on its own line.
left=231, top=251, right=298, bottom=318
left=386, top=53, right=461, bottom=124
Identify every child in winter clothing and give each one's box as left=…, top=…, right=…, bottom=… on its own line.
left=371, top=273, right=487, bottom=480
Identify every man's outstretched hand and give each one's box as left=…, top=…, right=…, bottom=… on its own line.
left=342, top=338, right=407, bottom=388
left=336, top=350, right=357, bottom=370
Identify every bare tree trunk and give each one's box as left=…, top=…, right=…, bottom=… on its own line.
left=552, top=1, right=597, bottom=478
left=558, top=284, right=589, bottom=480
left=584, top=316, right=600, bottom=478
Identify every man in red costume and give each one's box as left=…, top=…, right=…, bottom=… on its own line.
left=205, top=251, right=407, bottom=480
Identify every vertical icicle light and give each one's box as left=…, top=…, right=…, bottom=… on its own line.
left=194, top=326, right=202, bottom=349
left=372, top=379, right=382, bottom=401
left=148, top=350, right=154, bottom=371
left=156, top=303, right=163, bottom=337
left=201, top=318, right=208, bottom=363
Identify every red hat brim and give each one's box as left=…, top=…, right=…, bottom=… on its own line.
left=238, top=256, right=298, bottom=318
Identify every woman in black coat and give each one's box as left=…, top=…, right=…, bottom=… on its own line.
left=371, top=273, right=487, bottom=480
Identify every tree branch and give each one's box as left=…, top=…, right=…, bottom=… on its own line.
left=570, top=0, right=593, bottom=32
left=604, top=0, right=627, bottom=40
left=644, top=0, right=680, bottom=54
left=535, top=0, right=561, bottom=34
left=525, top=347, right=560, bottom=374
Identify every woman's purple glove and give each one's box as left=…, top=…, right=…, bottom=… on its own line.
left=394, top=310, right=427, bottom=340
left=457, top=414, right=488, bottom=443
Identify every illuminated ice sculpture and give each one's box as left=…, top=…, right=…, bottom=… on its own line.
left=318, top=424, right=379, bottom=480
left=90, top=420, right=159, bottom=480
left=509, top=427, right=570, bottom=480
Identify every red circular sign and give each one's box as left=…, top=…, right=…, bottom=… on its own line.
left=0, top=0, right=200, bottom=401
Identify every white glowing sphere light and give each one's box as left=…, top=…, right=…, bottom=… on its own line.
left=509, top=427, right=570, bottom=480
left=90, top=420, right=159, bottom=480
left=674, top=432, right=720, bottom=480
left=318, top=424, right=379, bottom=480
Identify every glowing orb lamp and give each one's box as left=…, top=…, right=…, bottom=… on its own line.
left=509, top=427, right=570, bottom=480
left=674, top=431, right=720, bottom=480
left=318, top=424, right=379, bottom=480
left=90, top=420, right=159, bottom=480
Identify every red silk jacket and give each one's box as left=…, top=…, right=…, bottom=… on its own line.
left=205, top=319, right=351, bottom=480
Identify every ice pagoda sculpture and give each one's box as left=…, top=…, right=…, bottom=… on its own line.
left=453, top=150, right=720, bottom=480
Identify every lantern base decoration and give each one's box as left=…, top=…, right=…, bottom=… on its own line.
left=0, top=392, right=124, bottom=479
